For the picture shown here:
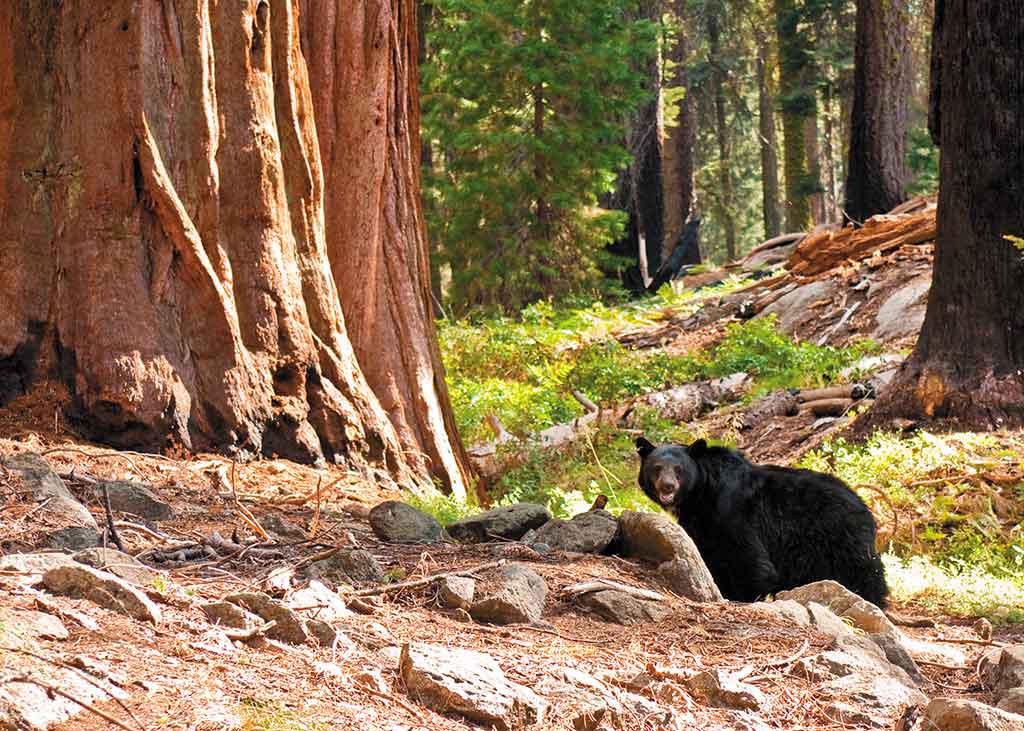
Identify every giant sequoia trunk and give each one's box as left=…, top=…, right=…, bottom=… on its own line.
left=864, top=0, right=1024, bottom=429
left=843, top=0, right=911, bottom=223
left=299, top=0, right=471, bottom=497
left=0, top=0, right=468, bottom=495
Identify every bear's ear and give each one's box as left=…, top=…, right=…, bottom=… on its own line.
left=635, top=437, right=655, bottom=459
left=688, top=438, right=708, bottom=457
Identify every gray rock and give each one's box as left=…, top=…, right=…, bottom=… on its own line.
left=438, top=575, right=476, bottom=611
left=201, top=601, right=263, bottom=629
left=224, top=592, right=308, bottom=644
left=578, top=589, right=671, bottom=625
left=873, top=276, right=930, bottom=342
left=822, top=674, right=928, bottom=728
left=42, top=564, right=161, bottom=624
left=0, top=552, right=76, bottom=574
left=686, top=670, right=766, bottom=711
left=0, top=607, right=69, bottom=641
left=793, top=650, right=882, bottom=682
left=400, top=642, right=546, bottom=731
left=534, top=674, right=618, bottom=731
left=869, top=631, right=927, bottom=686
left=776, top=580, right=891, bottom=631
left=260, top=513, right=306, bottom=541
left=4, top=453, right=98, bottom=532
left=752, top=599, right=811, bottom=626
left=73, top=547, right=160, bottom=587
left=369, top=501, right=445, bottom=544
left=994, top=647, right=1024, bottom=696
left=923, top=698, right=1024, bottom=731
left=997, top=688, right=1024, bottom=715
left=777, top=581, right=923, bottom=684
left=43, top=526, right=100, bottom=550
left=285, top=580, right=353, bottom=622
left=470, top=564, right=547, bottom=625
left=447, top=503, right=551, bottom=543
left=528, top=510, right=617, bottom=554
left=617, top=511, right=722, bottom=602
left=100, top=480, right=175, bottom=521
left=305, top=619, right=342, bottom=647
left=307, top=548, right=385, bottom=584
left=980, top=647, right=1005, bottom=689
left=759, top=278, right=840, bottom=334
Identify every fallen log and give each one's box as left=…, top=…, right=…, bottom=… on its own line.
left=788, top=208, right=936, bottom=277
left=742, top=232, right=807, bottom=260
left=797, top=384, right=870, bottom=402
left=467, top=374, right=752, bottom=485
left=799, top=398, right=856, bottom=417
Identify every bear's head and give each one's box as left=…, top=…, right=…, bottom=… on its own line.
left=635, top=437, right=706, bottom=508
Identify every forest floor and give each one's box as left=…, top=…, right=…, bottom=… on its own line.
left=0, top=426, right=1020, bottom=731
left=2, top=212, right=1023, bottom=730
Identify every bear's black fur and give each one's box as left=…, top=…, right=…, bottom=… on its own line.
left=636, top=437, right=888, bottom=607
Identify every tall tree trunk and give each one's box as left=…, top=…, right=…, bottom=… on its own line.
left=822, top=82, right=840, bottom=223
left=661, top=1, right=696, bottom=261
left=0, top=0, right=433, bottom=489
left=844, top=0, right=912, bottom=223
left=418, top=0, right=445, bottom=318
left=863, top=0, right=1024, bottom=430
left=300, top=0, right=472, bottom=498
left=755, top=34, right=782, bottom=240
left=775, top=0, right=813, bottom=231
left=804, top=111, right=826, bottom=225
left=707, top=12, right=736, bottom=260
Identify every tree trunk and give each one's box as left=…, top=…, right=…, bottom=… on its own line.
left=707, top=12, right=737, bottom=261
left=804, top=111, right=826, bottom=225
left=300, top=0, right=472, bottom=498
left=843, top=0, right=912, bottom=224
left=756, top=35, right=782, bottom=240
left=661, top=0, right=696, bottom=261
left=775, top=0, right=813, bottom=231
left=0, top=0, right=463, bottom=494
left=863, top=0, right=1024, bottom=430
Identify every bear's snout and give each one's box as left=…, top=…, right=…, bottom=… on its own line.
left=654, top=476, right=679, bottom=505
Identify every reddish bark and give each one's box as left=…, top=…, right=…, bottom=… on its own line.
left=299, top=0, right=472, bottom=498
left=0, top=1, right=465, bottom=494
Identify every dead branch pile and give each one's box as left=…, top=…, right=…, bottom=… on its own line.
left=788, top=204, right=936, bottom=277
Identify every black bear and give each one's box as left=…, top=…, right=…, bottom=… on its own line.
left=636, top=437, right=888, bottom=607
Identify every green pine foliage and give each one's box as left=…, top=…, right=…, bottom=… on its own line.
left=422, top=0, right=658, bottom=314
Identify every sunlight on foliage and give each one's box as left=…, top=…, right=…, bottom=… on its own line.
left=884, top=554, right=1024, bottom=622
left=241, top=701, right=328, bottom=731
left=803, top=430, right=1024, bottom=616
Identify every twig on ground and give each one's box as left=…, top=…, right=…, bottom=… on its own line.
left=230, top=461, right=270, bottom=540
left=349, top=559, right=508, bottom=598
left=101, top=481, right=126, bottom=552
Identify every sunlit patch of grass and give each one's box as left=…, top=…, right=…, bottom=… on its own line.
left=405, top=491, right=479, bottom=525
left=240, top=701, right=328, bottom=731
left=884, top=553, right=1024, bottom=622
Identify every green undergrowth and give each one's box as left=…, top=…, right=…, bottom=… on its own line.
left=802, top=431, right=1024, bottom=621
left=442, top=290, right=878, bottom=444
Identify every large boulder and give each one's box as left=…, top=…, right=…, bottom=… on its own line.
left=759, top=278, right=840, bottom=335
left=617, top=511, right=722, bottom=602
left=400, top=643, right=546, bottom=730
left=872, top=275, right=930, bottom=342
left=470, top=564, right=547, bottom=625
left=527, top=510, right=617, bottom=554
left=369, top=501, right=445, bottom=544
left=447, top=503, right=551, bottom=543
